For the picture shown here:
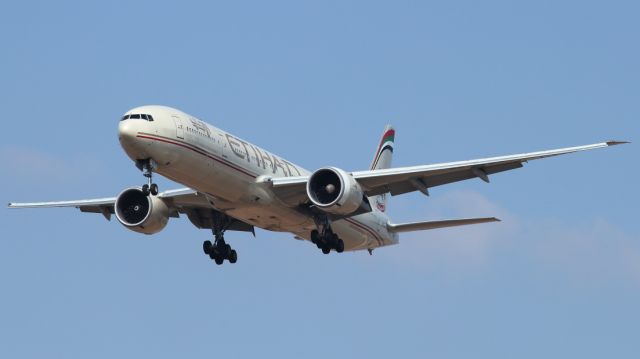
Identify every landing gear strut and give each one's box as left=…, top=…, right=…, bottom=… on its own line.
left=138, top=159, right=159, bottom=196
left=202, top=212, right=238, bottom=265
left=310, top=215, right=345, bottom=254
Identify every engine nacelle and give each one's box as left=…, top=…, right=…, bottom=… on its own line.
left=306, top=167, right=366, bottom=215
left=114, top=187, right=169, bottom=235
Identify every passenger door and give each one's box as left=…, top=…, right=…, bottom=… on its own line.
left=172, top=115, right=184, bottom=139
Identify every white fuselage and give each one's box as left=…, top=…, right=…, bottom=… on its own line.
left=118, top=106, right=398, bottom=251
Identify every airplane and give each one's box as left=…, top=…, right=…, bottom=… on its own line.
left=8, top=106, right=628, bottom=265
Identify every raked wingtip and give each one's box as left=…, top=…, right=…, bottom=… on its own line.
left=606, top=140, right=630, bottom=146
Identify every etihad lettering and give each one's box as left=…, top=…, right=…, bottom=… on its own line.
left=238, top=138, right=260, bottom=165
left=226, top=134, right=246, bottom=160
left=256, top=146, right=273, bottom=170
left=283, top=160, right=301, bottom=176
left=225, top=133, right=301, bottom=177
left=272, top=156, right=286, bottom=175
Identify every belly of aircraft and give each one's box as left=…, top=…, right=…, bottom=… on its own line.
left=151, top=139, right=380, bottom=252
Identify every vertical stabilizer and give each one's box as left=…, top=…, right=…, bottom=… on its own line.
left=369, top=125, right=395, bottom=212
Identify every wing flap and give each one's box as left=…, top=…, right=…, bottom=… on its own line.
left=381, top=161, right=524, bottom=196
left=353, top=141, right=620, bottom=193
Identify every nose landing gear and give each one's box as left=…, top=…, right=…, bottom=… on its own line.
left=138, top=159, right=159, bottom=196
left=142, top=183, right=159, bottom=196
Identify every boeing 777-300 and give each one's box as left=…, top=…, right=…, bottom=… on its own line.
left=8, top=106, right=628, bottom=265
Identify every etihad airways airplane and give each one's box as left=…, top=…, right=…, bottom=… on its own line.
left=8, top=106, right=627, bottom=265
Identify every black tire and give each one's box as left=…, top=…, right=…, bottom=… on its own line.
left=229, top=250, right=237, bottom=264
left=224, top=244, right=232, bottom=257
left=214, top=256, right=224, bottom=265
left=310, top=230, right=319, bottom=244
left=332, top=233, right=339, bottom=244
left=203, top=240, right=213, bottom=255
left=336, top=239, right=345, bottom=253
left=150, top=183, right=159, bottom=195
left=322, top=247, right=331, bottom=254
left=142, top=184, right=150, bottom=196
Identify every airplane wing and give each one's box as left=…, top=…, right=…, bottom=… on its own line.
left=387, top=217, right=500, bottom=233
left=269, top=141, right=628, bottom=202
left=8, top=188, right=255, bottom=233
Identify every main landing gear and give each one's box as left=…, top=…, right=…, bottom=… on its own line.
left=202, top=213, right=238, bottom=265
left=310, top=215, right=344, bottom=254
left=138, top=159, right=158, bottom=196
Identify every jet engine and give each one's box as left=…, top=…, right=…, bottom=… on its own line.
left=306, top=167, right=367, bottom=215
left=114, top=187, right=169, bottom=234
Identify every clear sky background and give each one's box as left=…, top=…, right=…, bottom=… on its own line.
left=1, top=1, right=638, bottom=358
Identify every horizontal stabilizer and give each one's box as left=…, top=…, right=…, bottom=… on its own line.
left=387, top=217, right=500, bottom=233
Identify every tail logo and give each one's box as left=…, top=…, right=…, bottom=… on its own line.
left=370, top=129, right=395, bottom=170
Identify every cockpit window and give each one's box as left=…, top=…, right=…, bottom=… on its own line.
left=121, top=113, right=154, bottom=121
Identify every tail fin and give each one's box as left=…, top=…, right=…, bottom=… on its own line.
left=370, top=125, right=395, bottom=171
left=369, top=125, right=395, bottom=212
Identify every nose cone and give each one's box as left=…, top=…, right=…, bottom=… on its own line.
left=118, top=120, right=139, bottom=145
left=118, top=119, right=148, bottom=160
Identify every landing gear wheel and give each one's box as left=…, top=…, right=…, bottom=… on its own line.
left=139, top=159, right=157, bottom=196
left=311, top=230, right=320, bottom=244
left=229, top=250, right=237, bottom=264
left=203, top=240, right=213, bottom=255
left=203, top=212, right=241, bottom=265
left=312, top=214, right=347, bottom=255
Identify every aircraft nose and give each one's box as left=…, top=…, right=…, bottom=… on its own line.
left=118, top=119, right=139, bottom=145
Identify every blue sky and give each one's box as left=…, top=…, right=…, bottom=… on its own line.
left=1, top=1, right=638, bottom=358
